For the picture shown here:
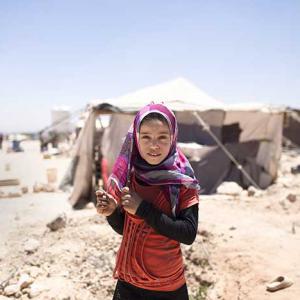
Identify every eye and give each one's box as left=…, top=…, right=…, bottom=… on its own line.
left=141, top=135, right=150, bottom=140
left=159, top=135, right=169, bottom=140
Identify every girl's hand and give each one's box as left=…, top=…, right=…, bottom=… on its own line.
left=121, top=187, right=142, bottom=215
left=95, top=189, right=117, bottom=216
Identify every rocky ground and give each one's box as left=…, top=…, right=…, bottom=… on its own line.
left=0, top=141, right=300, bottom=300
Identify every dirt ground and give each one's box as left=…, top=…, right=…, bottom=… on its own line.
left=0, top=141, right=299, bottom=300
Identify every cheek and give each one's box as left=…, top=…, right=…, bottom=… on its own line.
left=138, top=141, right=147, bottom=156
left=162, top=141, right=172, bottom=154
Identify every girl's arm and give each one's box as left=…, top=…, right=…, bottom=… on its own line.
left=136, top=202, right=198, bottom=245
left=106, top=206, right=125, bottom=235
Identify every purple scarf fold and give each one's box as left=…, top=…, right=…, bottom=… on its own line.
left=108, top=103, right=200, bottom=215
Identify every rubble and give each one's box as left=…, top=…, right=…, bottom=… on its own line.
left=287, top=193, right=297, bottom=203
left=24, top=239, right=40, bottom=254
left=47, top=213, right=67, bottom=231
left=21, top=186, right=29, bottom=194
left=216, top=181, right=243, bottom=196
left=17, top=274, right=34, bottom=289
left=3, top=284, right=20, bottom=297
left=33, top=183, right=55, bottom=193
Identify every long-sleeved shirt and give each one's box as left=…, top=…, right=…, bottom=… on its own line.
left=107, top=201, right=198, bottom=245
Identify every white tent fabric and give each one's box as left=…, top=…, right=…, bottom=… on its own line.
left=90, top=77, right=224, bottom=112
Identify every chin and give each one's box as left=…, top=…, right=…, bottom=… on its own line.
left=146, top=158, right=164, bottom=165
left=147, top=160, right=161, bottom=166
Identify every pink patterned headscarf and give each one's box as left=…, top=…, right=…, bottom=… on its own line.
left=108, top=103, right=200, bottom=215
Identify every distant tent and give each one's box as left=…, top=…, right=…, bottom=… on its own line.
left=283, top=108, right=300, bottom=147
left=62, top=78, right=284, bottom=209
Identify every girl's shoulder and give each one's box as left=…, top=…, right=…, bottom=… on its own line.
left=178, top=185, right=199, bottom=211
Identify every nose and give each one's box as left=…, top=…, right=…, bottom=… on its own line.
left=150, top=139, right=159, bottom=149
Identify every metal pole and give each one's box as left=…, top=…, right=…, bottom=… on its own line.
left=193, top=112, right=261, bottom=190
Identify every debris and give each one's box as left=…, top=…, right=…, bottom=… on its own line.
left=47, top=213, right=67, bottom=231
left=28, top=283, right=44, bottom=298
left=7, top=188, right=22, bottom=198
left=26, top=267, right=42, bottom=279
left=33, top=183, right=55, bottom=193
left=247, top=186, right=258, bottom=196
left=24, top=239, right=40, bottom=254
left=17, top=274, right=33, bottom=289
left=3, top=284, right=20, bottom=296
left=32, top=183, right=43, bottom=193
left=85, top=202, right=95, bottom=209
left=216, top=182, right=243, bottom=196
left=291, top=165, right=300, bottom=174
left=0, top=179, right=20, bottom=187
left=287, top=193, right=297, bottom=203
left=21, top=186, right=29, bottom=194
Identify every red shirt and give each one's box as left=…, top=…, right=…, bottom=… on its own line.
left=113, top=175, right=199, bottom=291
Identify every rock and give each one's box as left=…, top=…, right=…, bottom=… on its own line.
left=17, top=274, right=34, bottom=289
left=0, top=295, right=11, bottom=300
left=4, top=284, right=20, bottom=296
left=33, top=183, right=55, bottom=193
left=42, top=184, right=55, bottom=193
left=32, top=183, right=43, bottom=193
left=26, top=266, right=42, bottom=278
left=216, top=182, right=243, bottom=196
left=47, top=213, right=67, bottom=231
left=7, top=187, right=22, bottom=198
left=21, top=186, right=29, bottom=194
left=291, top=165, right=300, bottom=174
left=247, top=186, right=258, bottom=196
left=287, top=193, right=297, bottom=203
left=24, top=239, right=40, bottom=254
left=240, top=190, right=248, bottom=197
left=28, top=283, right=44, bottom=298
left=85, top=202, right=95, bottom=209
left=14, top=291, right=22, bottom=298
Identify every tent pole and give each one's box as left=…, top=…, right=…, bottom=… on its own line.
left=193, top=112, right=261, bottom=190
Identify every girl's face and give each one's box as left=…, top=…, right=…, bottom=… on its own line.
left=138, top=118, right=172, bottom=165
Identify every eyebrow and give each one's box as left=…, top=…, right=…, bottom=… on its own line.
left=139, top=130, right=170, bottom=134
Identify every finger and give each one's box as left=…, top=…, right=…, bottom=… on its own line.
left=122, top=199, right=129, bottom=206
left=106, top=193, right=117, bottom=204
left=96, top=197, right=107, bottom=205
left=122, top=194, right=131, bottom=200
left=96, top=199, right=109, bottom=207
left=96, top=193, right=108, bottom=201
left=97, top=199, right=109, bottom=206
left=121, top=187, right=130, bottom=194
left=96, top=189, right=106, bottom=196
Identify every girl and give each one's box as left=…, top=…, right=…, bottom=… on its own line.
left=96, top=103, right=200, bottom=300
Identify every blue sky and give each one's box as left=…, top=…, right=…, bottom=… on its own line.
left=1, top=0, right=299, bottom=132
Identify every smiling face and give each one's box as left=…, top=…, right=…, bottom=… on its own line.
left=138, top=118, right=172, bottom=165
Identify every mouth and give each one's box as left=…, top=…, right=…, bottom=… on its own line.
left=147, top=153, right=161, bottom=158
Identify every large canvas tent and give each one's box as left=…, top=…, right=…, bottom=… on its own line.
left=63, top=78, right=283, bottom=208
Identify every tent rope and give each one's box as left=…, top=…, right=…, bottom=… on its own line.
left=193, top=112, right=261, bottom=190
